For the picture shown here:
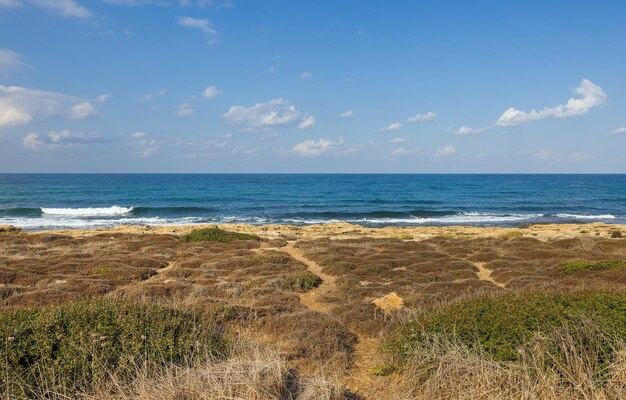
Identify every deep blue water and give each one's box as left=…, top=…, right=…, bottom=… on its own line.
left=0, top=174, right=625, bottom=230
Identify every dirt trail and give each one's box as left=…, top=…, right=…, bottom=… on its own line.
left=278, top=242, right=389, bottom=399
left=113, top=261, right=177, bottom=293
left=280, top=243, right=338, bottom=314
left=473, top=261, right=507, bottom=288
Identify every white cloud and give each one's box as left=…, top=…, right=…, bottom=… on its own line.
left=453, top=126, right=474, bottom=136
left=406, top=111, right=436, bottom=123
left=291, top=137, right=344, bottom=157
left=300, top=72, right=313, bottom=79
left=177, top=16, right=218, bottom=43
left=0, top=0, right=20, bottom=7
left=610, top=127, right=626, bottom=135
left=202, top=85, right=223, bottom=99
left=142, top=89, right=166, bottom=102
left=529, top=148, right=558, bottom=160
left=69, top=102, right=96, bottom=119
left=0, top=107, right=31, bottom=128
left=104, top=0, right=233, bottom=7
left=135, top=142, right=161, bottom=157
left=130, top=133, right=164, bottom=157
left=177, top=16, right=215, bottom=33
left=389, top=137, right=406, bottom=143
left=436, top=144, right=455, bottom=157
left=496, top=79, right=606, bottom=126
left=0, top=48, right=24, bottom=79
left=31, top=0, right=91, bottom=18
left=224, top=98, right=311, bottom=131
left=23, top=129, right=102, bottom=150
left=570, top=152, right=592, bottom=161
left=175, top=102, right=193, bottom=117
left=298, top=116, right=316, bottom=130
left=0, top=85, right=97, bottom=129
left=338, top=110, right=354, bottom=118
left=392, top=147, right=416, bottom=156
left=103, top=0, right=169, bottom=5
left=379, top=122, right=402, bottom=132
left=96, top=93, right=112, bottom=103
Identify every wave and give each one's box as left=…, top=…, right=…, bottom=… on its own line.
left=41, top=206, right=134, bottom=216
left=130, top=206, right=215, bottom=216
left=281, top=212, right=545, bottom=225
left=555, top=213, right=617, bottom=220
left=280, top=209, right=456, bottom=219
left=0, top=216, right=206, bottom=229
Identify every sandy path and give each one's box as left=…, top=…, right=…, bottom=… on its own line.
left=473, top=261, right=507, bottom=288
left=278, top=242, right=388, bottom=399
left=280, top=243, right=338, bottom=314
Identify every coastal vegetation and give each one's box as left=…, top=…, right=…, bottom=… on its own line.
left=0, top=300, right=226, bottom=398
left=391, top=291, right=626, bottom=362
left=180, top=227, right=260, bottom=243
left=562, top=260, right=626, bottom=273
left=1, top=224, right=626, bottom=398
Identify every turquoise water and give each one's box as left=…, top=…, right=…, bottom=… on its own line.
left=0, top=174, right=625, bottom=230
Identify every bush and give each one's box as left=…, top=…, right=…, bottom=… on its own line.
left=0, top=300, right=227, bottom=397
left=284, top=272, right=323, bottom=291
left=501, top=231, right=524, bottom=241
left=365, top=265, right=384, bottom=273
left=391, top=292, right=626, bottom=362
left=611, top=230, right=623, bottom=238
left=180, top=228, right=260, bottom=243
left=562, top=260, right=626, bottom=274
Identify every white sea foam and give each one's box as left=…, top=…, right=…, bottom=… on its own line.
left=41, top=206, right=134, bottom=216
left=555, top=213, right=616, bottom=220
left=0, top=216, right=204, bottom=230
left=284, top=212, right=544, bottom=225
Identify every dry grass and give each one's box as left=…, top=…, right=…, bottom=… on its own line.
left=392, top=321, right=626, bottom=400
left=4, top=230, right=626, bottom=398
left=85, top=343, right=349, bottom=400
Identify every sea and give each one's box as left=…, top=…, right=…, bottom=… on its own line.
left=0, top=174, right=625, bottom=231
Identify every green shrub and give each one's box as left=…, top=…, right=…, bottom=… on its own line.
left=180, top=228, right=260, bottom=243
left=397, top=234, right=414, bottom=240
left=391, top=292, right=626, bottom=363
left=562, top=260, right=626, bottom=274
left=501, top=231, right=524, bottom=241
left=365, top=265, right=384, bottom=273
left=284, top=272, right=323, bottom=291
left=0, top=300, right=227, bottom=397
left=610, top=230, right=623, bottom=238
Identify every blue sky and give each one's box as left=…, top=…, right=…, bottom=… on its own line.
left=1, top=0, right=625, bottom=173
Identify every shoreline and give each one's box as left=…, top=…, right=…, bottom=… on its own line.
left=23, top=221, right=626, bottom=241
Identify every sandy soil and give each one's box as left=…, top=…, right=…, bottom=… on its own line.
left=34, top=221, right=626, bottom=241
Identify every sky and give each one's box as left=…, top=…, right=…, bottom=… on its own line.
left=0, top=0, right=625, bottom=173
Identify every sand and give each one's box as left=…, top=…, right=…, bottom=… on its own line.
left=30, top=221, right=626, bottom=241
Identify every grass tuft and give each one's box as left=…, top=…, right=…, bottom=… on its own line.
left=611, top=230, right=623, bottom=238
left=562, top=260, right=626, bottom=274
left=180, top=228, right=260, bottom=243
left=284, top=272, right=323, bottom=291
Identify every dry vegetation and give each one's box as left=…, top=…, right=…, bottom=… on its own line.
left=1, top=225, right=626, bottom=399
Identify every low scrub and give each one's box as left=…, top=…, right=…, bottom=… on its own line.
left=180, top=228, right=260, bottom=243
left=391, top=291, right=626, bottom=362
left=501, top=231, right=524, bottom=241
left=284, top=272, right=323, bottom=291
left=562, top=260, right=626, bottom=274
left=0, top=300, right=227, bottom=397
